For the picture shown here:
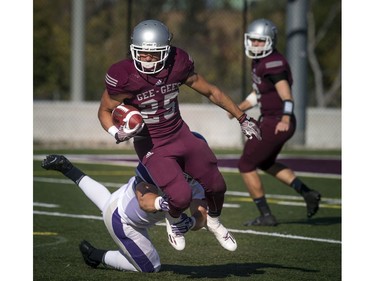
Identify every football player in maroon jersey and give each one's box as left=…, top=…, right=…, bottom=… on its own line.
left=229, top=18, right=321, bottom=226
left=97, top=19, right=259, bottom=250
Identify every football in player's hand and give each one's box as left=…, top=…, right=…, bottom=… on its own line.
left=112, top=104, right=143, bottom=131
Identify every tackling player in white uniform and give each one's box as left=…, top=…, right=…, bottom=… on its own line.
left=41, top=153, right=236, bottom=273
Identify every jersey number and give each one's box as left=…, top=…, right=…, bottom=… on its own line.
left=139, top=91, right=178, bottom=124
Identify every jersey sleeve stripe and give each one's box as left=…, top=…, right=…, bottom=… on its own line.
left=265, top=60, right=283, bottom=69
left=105, top=74, right=118, bottom=87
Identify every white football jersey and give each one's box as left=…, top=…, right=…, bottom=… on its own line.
left=116, top=176, right=204, bottom=228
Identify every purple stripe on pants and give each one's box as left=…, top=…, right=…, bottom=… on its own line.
left=111, top=208, right=155, bottom=272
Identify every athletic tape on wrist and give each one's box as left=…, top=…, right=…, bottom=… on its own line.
left=246, top=92, right=258, bottom=106
left=154, top=196, right=162, bottom=211
left=108, top=126, right=119, bottom=137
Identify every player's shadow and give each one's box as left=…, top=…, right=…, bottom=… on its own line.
left=161, top=262, right=318, bottom=278
left=280, top=216, right=341, bottom=226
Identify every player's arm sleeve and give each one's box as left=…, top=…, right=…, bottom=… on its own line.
left=181, top=51, right=196, bottom=83
left=263, top=58, right=291, bottom=86
left=266, top=71, right=289, bottom=85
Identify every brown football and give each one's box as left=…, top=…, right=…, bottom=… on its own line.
left=111, top=104, right=143, bottom=130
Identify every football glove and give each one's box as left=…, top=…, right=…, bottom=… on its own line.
left=238, top=113, right=262, bottom=140
left=114, top=129, right=132, bottom=144
left=170, top=213, right=196, bottom=235
left=154, top=195, right=170, bottom=212
left=122, top=122, right=145, bottom=135
left=115, top=123, right=145, bottom=144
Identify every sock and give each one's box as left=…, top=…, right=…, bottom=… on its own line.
left=253, top=196, right=272, bottom=217
left=206, top=215, right=221, bottom=229
left=103, top=250, right=139, bottom=272
left=206, top=192, right=224, bottom=218
left=166, top=213, right=182, bottom=222
left=208, top=210, right=221, bottom=218
left=89, top=248, right=107, bottom=264
left=64, top=166, right=86, bottom=185
left=290, top=178, right=311, bottom=195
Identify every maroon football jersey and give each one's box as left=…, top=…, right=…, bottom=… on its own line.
left=104, top=46, right=227, bottom=216
left=105, top=47, right=195, bottom=138
left=239, top=50, right=296, bottom=173
left=251, top=50, right=293, bottom=117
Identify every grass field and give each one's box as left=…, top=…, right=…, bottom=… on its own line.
left=33, top=149, right=341, bottom=281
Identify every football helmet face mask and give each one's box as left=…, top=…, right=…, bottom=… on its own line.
left=130, top=19, right=172, bottom=74
left=244, top=18, right=277, bottom=59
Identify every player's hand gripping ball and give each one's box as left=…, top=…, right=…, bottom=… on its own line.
left=111, top=104, right=144, bottom=133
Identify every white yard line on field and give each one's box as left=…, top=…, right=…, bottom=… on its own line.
left=33, top=210, right=341, bottom=245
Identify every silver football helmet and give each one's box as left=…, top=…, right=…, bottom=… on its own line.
left=244, top=18, right=277, bottom=59
left=130, top=19, right=172, bottom=74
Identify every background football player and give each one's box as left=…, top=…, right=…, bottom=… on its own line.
left=228, top=18, right=321, bottom=226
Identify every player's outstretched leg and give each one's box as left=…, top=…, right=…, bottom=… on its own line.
left=41, top=155, right=73, bottom=173
left=206, top=215, right=237, bottom=251
left=41, top=154, right=86, bottom=184
left=42, top=154, right=111, bottom=211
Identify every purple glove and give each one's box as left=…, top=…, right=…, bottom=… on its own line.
left=154, top=195, right=170, bottom=212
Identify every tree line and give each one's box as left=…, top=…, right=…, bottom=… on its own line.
left=34, top=0, right=341, bottom=107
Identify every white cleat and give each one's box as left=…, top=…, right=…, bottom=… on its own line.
left=206, top=215, right=237, bottom=251
left=165, top=214, right=186, bottom=251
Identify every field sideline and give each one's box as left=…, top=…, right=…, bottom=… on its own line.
left=33, top=151, right=341, bottom=280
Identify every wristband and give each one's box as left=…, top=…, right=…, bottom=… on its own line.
left=237, top=113, right=246, bottom=123
left=283, top=100, right=294, bottom=116
left=154, top=196, right=163, bottom=211
left=108, top=126, right=119, bottom=137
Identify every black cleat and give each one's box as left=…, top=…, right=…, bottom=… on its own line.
left=303, top=190, right=321, bottom=218
left=243, top=214, right=278, bottom=226
left=41, top=155, right=72, bottom=174
left=79, top=240, right=101, bottom=268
